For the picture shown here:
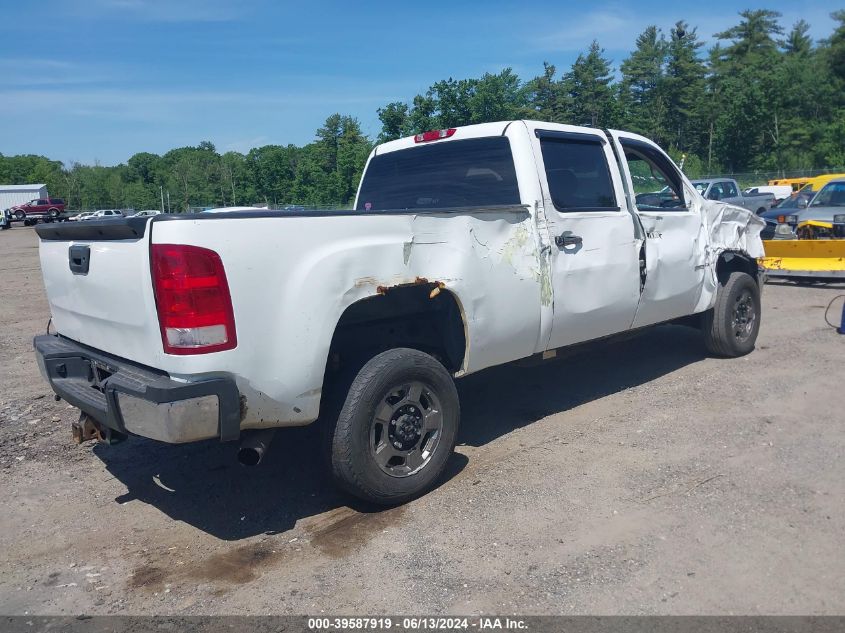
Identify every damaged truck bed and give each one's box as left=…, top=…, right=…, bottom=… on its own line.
left=33, top=120, right=764, bottom=504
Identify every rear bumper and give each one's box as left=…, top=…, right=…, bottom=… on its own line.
left=34, top=334, right=242, bottom=443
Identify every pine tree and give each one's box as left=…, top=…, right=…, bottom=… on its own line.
left=563, top=41, right=616, bottom=127
left=663, top=21, right=707, bottom=155
left=782, top=20, right=812, bottom=55
left=527, top=62, right=566, bottom=122
left=619, top=26, right=668, bottom=142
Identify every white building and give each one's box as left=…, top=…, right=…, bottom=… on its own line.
left=0, top=184, right=48, bottom=211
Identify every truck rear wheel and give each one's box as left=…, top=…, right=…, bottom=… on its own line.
left=702, top=271, right=760, bottom=357
left=327, top=348, right=459, bottom=505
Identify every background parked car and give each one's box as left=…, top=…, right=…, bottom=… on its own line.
left=691, top=178, right=774, bottom=214
left=202, top=206, right=269, bottom=213
left=744, top=185, right=792, bottom=203
left=68, top=211, right=96, bottom=222
left=794, top=180, right=845, bottom=226
left=81, top=209, right=124, bottom=221
left=129, top=209, right=161, bottom=217
left=9, top=198, right=65, bottom=224
left=760, top=190, right=815, bottom=225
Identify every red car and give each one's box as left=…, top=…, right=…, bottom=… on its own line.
left=10, top=198, right=65, bottom=223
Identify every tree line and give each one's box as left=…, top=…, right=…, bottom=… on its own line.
left=1, top=9, right=843, bottom=211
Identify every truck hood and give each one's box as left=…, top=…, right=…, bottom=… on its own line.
left=795, top=205, right=845, bottom=224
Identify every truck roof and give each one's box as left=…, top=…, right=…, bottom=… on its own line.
left=373, top=121, right=514, bottom=156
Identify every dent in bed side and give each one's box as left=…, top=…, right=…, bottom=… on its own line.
left=151, top=203, right=546, bottom=431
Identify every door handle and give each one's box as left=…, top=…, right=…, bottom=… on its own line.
left=555, top=233, right=583, bottom=248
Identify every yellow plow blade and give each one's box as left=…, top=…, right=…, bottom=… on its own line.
left=760, top=240, right=845, bottom=279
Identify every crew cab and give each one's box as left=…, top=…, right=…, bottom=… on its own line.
left=11, top=198, right=65, bottom=223
left=33, top=121, right=765, bottom=504
left=691, top=178, right=774, bottom=215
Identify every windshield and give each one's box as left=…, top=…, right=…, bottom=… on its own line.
left=810, top=182, right=845, bottom=207
left=775, top=191, right=813, bottom=209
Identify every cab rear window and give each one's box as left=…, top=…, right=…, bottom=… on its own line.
left=356, top=137, right=520, bottom=211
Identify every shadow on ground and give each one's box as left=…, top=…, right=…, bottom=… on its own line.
left=95, top=324, right=707, bottom=540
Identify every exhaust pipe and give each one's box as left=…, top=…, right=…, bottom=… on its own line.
left=237, top=429, right=276, bottom=466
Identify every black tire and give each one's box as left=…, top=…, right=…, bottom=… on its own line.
left=326, top=348, right=459, bottom=505
left=702, top=271, right=761, bottom=357
left=14, top=210, right=25, bottom=221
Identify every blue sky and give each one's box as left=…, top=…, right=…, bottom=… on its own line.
left=0, top=0, right=838, bottom=166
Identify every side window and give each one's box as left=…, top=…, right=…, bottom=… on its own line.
left=723, top=181, right=738, bottom=197
left=538, top=136, right=618, bottom=212
left=708, top=183, right=723, bottom=200
left=621, top=141, right=687, bottom=211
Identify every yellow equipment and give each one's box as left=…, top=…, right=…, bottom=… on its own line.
left=768, top=174, right=845, bottom=194
left=768, top=177, right=810, bottom=191
left=760, top=238, right=845, bottom=280
left=800, top=173, right=845, bottom=195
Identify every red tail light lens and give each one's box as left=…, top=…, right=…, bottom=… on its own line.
left=151, top=244, right=237, bottom=355
left=414, top=128, right=456, bottom=143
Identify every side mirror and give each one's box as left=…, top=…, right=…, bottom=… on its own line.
left=797, top=198, right=809, bottom=209
left=708, top=190, right=721, bottom=201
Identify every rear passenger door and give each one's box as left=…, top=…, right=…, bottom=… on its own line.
left=528, top=124, right=641, bottom=349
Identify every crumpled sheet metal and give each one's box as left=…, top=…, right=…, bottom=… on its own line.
left=702, top=200, right=766, bottom=259
left=693, top=200, right=766, bottom=314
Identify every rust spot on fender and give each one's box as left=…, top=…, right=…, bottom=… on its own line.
left=376, top=277, right=434, bottom=295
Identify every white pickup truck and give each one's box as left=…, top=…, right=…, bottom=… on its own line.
left=34, top=121, right=764, bottom=504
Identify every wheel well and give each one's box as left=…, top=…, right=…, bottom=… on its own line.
left=327, top=282, right=467, bottom=375
left=717, top=251, right=759, bottom=286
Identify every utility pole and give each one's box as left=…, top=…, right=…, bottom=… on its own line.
left=166, top=191, right=171, bottom=213
left=160, top=186, right=165, bottom=213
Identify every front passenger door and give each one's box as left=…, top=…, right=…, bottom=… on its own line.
left=609, top=132, right=707, bottom=327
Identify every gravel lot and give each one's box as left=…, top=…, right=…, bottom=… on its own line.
left=1, top=225, right=843, bottom=615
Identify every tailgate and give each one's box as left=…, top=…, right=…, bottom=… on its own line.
left=36, top=218, right=164, bottom=368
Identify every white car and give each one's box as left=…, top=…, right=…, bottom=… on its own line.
left=68, top=211, right=95, bottom=222
left=130, top=210, right=161, bottom=217
left=33, top=120, right=764, bottom=504
left=81, top=209, right=124, bottom=221
left=744, top=185, right=793, bottom=202
left=202, top=206, right=269, bottom=213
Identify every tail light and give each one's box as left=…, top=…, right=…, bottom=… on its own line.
left=151, top=244, right=237, bottom=355
left=414, top=128, right=456, bottom=143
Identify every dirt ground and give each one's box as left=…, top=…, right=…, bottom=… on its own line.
left=1, top=224, right=843, bottom=616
